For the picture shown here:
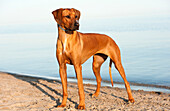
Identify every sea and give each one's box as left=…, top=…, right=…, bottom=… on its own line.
left=0, top=17, right=170, bottom=93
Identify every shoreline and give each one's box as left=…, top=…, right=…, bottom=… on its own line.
left=0, top=72, right=170, bottom=110
left=69, top=77, right=170, bottom=90
left=1, top=71, right=170, bottom=93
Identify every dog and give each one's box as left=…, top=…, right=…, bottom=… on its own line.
left=52, top=8, right=134, bottom=109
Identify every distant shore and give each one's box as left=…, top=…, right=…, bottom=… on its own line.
left=0, top=72, right=169, bottom=110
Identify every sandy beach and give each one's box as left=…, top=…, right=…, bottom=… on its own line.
left=0, top=72, right=169, bottom=110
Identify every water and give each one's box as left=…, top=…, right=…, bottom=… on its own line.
left=0, top=30, right=170, bottom=92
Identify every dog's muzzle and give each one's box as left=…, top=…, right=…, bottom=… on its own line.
left=66, top=20, right=80, bottom=31
left=75, top=20, right=79, bottom=26
left=72, top=20, right=79, bottom=30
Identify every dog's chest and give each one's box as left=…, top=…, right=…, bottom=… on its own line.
left=59, top=32, right=78, bottom=58
left=63, top=38, right=68, bottom=52
left=62, top=37, right=72, bottom=56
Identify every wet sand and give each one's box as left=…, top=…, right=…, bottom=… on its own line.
left=0, top=72, right=169, bottom=110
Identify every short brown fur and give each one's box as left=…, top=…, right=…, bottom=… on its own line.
left=52, top=8, right=134, bottom=110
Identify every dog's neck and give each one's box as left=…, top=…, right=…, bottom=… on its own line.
left=57, top=24, right=75, bottom=34
left=58, top=24, right=67, bottom=32
left=57, top=24, right=78, bottom=44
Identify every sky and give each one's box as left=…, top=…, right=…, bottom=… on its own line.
left=0, top=0, right=170, bottom=33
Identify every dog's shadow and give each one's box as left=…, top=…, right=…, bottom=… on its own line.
left=86, top=87, right=129, bottom=103
left=6, top=72, right=78, bottom=109
left=6, top=72, right=129, bottom=109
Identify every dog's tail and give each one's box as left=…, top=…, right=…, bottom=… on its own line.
left=109, top=58, right=114, bottom=87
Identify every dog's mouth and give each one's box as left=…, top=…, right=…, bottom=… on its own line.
left=72, top=25, right=79, bottom=31
left=65, top=25, right=79, bottom=31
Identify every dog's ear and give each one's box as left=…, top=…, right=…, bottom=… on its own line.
left=52, top=8, right=63, bottom=24
left=73, top=8, right=81, bottom=20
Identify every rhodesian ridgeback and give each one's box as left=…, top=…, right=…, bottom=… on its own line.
left=52, top=8, right=134, bottom=109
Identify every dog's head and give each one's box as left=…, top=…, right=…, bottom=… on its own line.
left=52, top=8, right=80, bottom=31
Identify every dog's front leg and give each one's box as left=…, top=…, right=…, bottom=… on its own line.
left=74, top=64, right=85, bottom=110
left=58, top=63, right=67, bottom=107
left=56, top=40, right=68, bottom=107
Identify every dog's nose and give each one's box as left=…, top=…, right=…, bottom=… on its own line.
left=74, top=22, right=79, bottom=26
left=74, top=20, right=79, bottom=26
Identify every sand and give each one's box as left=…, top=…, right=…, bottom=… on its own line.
left=0, top=72, right=169, bottom=111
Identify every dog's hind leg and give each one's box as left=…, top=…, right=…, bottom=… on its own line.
left=92, top=54, right=108, bottom=97
left=114, top=60, right=134, bottom=102
left=109, top=47, right=135, bottom=103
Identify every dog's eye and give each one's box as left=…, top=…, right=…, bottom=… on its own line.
left=66, top=15, right=70, bottom=19
left=75, top=15, right=78, bottom=18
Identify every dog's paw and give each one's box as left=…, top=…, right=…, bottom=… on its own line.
left=129, top=98, right=135, bottom=103
left=92, top=93, right=99, bottom=98
left=57, top=104, right=66, bottom=108
left=77, top=104, right=85, bottom=110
